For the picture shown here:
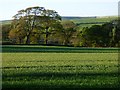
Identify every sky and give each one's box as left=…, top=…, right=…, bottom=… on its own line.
left=0, top=0, right=119, bottom=20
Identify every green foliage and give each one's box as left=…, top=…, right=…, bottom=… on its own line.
left=78, top=21, right=120, bottom=47
left=2, top=24, right=11, bottom=41
left=2, top=7, right=119, bottom=47
left=9, top=6, right=61, bottom=44
left=59, top=21, right=77, bottom=45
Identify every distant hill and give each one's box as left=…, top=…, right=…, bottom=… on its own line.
left=62, top=16, right=117, bottom=29
left=0, top=20, right=12, bottom=25
left=61, top=16, right=97, bottom=20
left=1, top=16, right=97, bottom=25
left=1, top=16, right=117, bottom=27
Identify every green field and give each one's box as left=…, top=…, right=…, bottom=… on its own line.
left=1, top=16, right=117, bottom=25
left=72, top=16, right=117, bottom=24
left=65, top=16, right=117, bottom=29
left=2, top=45, right=119, bottom=89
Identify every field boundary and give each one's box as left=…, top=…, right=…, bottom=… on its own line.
left=2, top=45, right=119, bottom=53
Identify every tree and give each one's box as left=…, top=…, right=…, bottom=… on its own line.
left=40, top=9, right=61, bottom=44
left=101, top=22, right=114, bottom=47
left=112, top=19, right=120, bottom=47
left=60, top=21, right=77, bottom=45
left=10, top=6, right=61, bottom=44
left=2, top=24, right=12, bottom=44
left=78, top=27, right=91, bottom=47
left=2, top=24, right=11, bottom=41
left=10, top=6, right=45, bottom=44
left=9, top=20, right=26, bottom=44
left=102, top=20, right=120, bottom=47
left=80, top=25, right=107, bottom=47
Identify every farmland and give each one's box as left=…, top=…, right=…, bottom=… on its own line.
left=71, top=16, right=117, bottom=29
left=1, top=16, right=117, bottom=26
left=2, top=45, right=119, bottom=89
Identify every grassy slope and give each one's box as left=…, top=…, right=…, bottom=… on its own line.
left=72, top=16, right=117, bottom=24
left=1, top=20, right=12, bottom=25
left=2, top=45, right=119, bottom=89
left=1, top=16, right=117, bottom=25
left=71, top=16, right=117, bottom=29
left=62, top=16, right=117, bottom=29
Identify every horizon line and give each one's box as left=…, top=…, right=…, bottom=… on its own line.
left=0, top=15, right=118, bottom=21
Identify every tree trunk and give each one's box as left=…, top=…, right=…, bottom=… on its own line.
left=25, top=32, right=31, bottom=44
left=64, top=38, right=69, bottom=46
left=45, top=27, right=49, bottom=45
left=45, top=34, right=48, bottom=45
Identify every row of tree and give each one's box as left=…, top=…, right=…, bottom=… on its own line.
left=2, top=6, right=120, bottom=47
left=76, top=21, right=120, bottom=47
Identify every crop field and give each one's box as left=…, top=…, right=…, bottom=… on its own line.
left=2, top=45, right=120, bottom=89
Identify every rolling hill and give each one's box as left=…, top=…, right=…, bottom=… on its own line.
left=1, top=16, right=117, bottom=28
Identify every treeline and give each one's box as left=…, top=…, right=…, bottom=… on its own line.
left=2, top=6, right=120, bottom=47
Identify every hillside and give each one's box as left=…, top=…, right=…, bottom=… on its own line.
left=1, top=16, right=117, bottom=28
left=61, top=16, right=97, bottom=20
left=0, top=20, right=12, bottom=25
left=68, top=16, right=117, bottom=29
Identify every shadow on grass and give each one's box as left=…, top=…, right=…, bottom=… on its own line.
left=2, top=45, right=119, bottom=53
left=3, top=71, right=119, bottom=78
left=2, top=71, right=119, bottom=89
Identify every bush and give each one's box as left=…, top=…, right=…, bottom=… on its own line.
left=2, top=41, right=13, bottom=45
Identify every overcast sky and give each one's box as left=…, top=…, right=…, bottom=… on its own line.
left=0, top=0, right=119, bottom=20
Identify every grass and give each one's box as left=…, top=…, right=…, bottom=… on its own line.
left=71, top=16, right=117, bottom=29
left=72, top=16, right=117, bottom=24
left=2, top=45, right=119, bottom=53
left=2, top=45, right=119, bottom=89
